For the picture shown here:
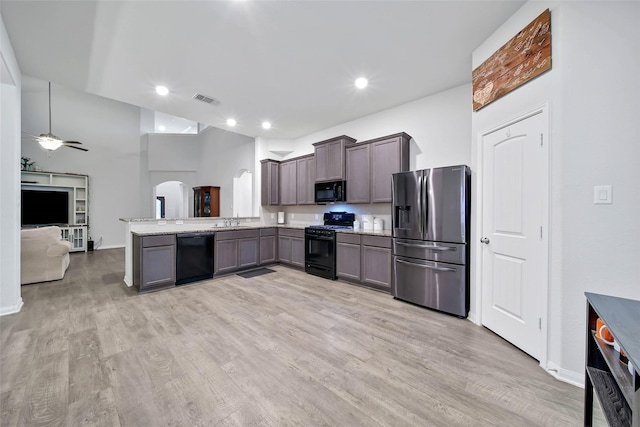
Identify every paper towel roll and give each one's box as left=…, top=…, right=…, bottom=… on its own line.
left=277, top=212, right=285, bottom=224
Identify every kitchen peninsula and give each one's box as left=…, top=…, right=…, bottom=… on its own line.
left=119, top=217, right=392, bottom=293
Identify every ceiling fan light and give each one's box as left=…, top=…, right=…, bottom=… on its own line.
left=38, top=137, right=63, bottom=150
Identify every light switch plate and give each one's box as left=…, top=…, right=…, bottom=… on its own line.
left=593, top=185, right=612, bottom=204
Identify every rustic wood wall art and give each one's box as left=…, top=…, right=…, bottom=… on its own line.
left=472, top=9, right=551, bottom=111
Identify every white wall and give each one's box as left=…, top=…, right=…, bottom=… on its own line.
left=472, top=1, right=640, bottom=382
left=21, top=77, right=144, bottom=249
left=285, top=84, right=472, bottom=171
left=0, top=12, right=23, bottom=315
left=198, top=126, right=255, bottom=217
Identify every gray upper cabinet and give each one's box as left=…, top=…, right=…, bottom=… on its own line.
left=345, top=132, right=411, bottom=204
left=296, top=155, right=315, bottom=205
left=261, top=159, right=280, bottom=206
left=279, top=160, right=297, bottom=206
left=345, top=143, right=371, bottom=204
left=370, top=133, right=411, bottom=203
left=314, top=135, right=356, bottom=182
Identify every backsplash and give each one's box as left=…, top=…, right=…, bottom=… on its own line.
left=261, top=203, right=392, bottom=229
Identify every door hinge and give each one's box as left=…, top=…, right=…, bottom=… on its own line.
left=539, top=318, right=542, bottom=329
left=540, top=226, right=543, bottom=239
left=540, top=134, right=543, bottom=147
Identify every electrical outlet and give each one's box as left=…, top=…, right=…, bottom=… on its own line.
left=270, top=213, right=275, bottom=219
left=315, top=214, right=319, bottom=220
left=290, top=213, right=295, bottom=219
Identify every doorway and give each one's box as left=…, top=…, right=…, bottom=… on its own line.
left=233, top=170, right=253, bottom=217
left=479, top=107, right=549, bottom=363
left=155, top=181, right=188, bottom=219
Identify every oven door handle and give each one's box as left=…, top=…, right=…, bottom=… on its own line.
left=306, top=235, right=335, bottom=241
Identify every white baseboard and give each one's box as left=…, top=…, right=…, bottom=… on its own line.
left=0, top=298, right=24, bottom=316
left=123, top=276, right=133, bottom=287
left=96, top=244, right=125, bottom=250
left=545, top=361, right=584, bottom=388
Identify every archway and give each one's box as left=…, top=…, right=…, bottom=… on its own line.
left=232, top=170, right=253, bottom=217
left=155, top=181, right=188, bottom=219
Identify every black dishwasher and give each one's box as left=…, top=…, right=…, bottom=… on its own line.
left=175, top=233, right=214, bottom=285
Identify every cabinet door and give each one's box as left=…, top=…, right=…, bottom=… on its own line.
left=346, top=144, right=371, bottom=203
left=278, top=236, right=292, bottom=264
left=290, top=237, right=305, bottom=267
left=326, top=140, right=345, bottom=181
left=280, top=161, right=297, bottom=205
left=296, top=157, right=315, bottom=205
left=261, top=160, right=280, bottom=206
left=238, top=237, right=259, bottom=269
left=314, top=143, right=329, bottom=182
left=260, top=235, right=277, bottom=264
left=371, top=137, right=408, bottom=203
left=215, top=239, right=239, bottom=274
left=361, top=245, right=392, bottom=291
left=141, top=245, right=176, bottom=290
left=337, top=242, right=361, bottom=281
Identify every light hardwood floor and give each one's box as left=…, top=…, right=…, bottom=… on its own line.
left=1, top=249, right=599, bottom=426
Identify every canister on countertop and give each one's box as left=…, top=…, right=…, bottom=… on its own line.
left=362, top=214, right=374, bottom=230
left=373, top=217, right=384, bottom=231
left=353, top=219, right=361, bottom=230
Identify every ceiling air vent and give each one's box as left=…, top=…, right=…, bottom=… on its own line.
left=192, top=93, right=220, bottom=106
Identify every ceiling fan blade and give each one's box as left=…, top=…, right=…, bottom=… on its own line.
left=64, top=144, right=89, bottom=152
left=62, top=140, right=82, bottom=145
left=21, top=132, right=39, bottom=138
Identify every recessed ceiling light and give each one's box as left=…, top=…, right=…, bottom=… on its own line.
left=226, top=118, right=237, bottom=127
left=155, top=85, right=169, bottom=96
left=262, top=121, right=272, bottom=130
left=355, top=77, right=368, bottom=89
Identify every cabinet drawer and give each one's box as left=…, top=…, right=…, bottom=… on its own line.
left=260, top=227, right=277, bottom=237
left=279, top=228, right=304, bottom=238
left=217, top=229, right=259, bottom=241
left=361, top=235, right=391, bottom=248
left=337, top=233, right=361, bottom=244
left=142, top=234, right=175, bottom=248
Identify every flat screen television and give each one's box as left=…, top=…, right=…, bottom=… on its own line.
left=21, top=189, right=69, bottom=226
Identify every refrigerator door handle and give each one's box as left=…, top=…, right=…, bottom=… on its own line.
left=396, top=259, right=457, bottom=273
left=395, top=241, right=457, bottom=251
left=418, top=174, right=424, bottom=237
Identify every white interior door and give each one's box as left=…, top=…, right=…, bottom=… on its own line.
left=480, top=111, right=547, bottom=361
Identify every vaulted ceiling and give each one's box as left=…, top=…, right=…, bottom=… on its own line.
left=2, top=1, right=524, bottom=139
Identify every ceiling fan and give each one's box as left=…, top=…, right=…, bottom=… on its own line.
left=23, top=82, right=88, bottom=152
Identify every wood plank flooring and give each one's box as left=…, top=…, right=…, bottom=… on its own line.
left=1, top=248, right=601, bottom=426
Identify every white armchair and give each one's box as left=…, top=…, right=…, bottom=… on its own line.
left=21, top=226, right=72, bottom=285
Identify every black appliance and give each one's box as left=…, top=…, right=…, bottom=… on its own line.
left=392, top=165, right=471, bottom=317
left=305, top=211, right=355, bottom=280
left=176, top=232, right=214, bottom=285
left=314, top=180, right=346, bottom=204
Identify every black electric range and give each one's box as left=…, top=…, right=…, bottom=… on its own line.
left=304, top=212, right=355, bottom=280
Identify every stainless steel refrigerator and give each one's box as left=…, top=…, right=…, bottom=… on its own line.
left=391, top=165, right=470, bottom=317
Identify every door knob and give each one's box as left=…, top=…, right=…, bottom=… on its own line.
left=480, top=237, right=490, bottom=244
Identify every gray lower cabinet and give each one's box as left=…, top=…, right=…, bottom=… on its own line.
left=361, top=235, right=392, bottom=291
left=278, top=228, right=304, bottom=267
left=259, top=228, right=277, bottom=265
left=336, top=233, right=392, bottom=292
left=337, top=233, right=361, bottom=281
left=133, top=234, right=176, bottom=292
left=215, top=229, right=259, bottom=274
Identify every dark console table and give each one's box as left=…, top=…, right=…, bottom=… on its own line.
left=585, top=292, right=640, bottom=426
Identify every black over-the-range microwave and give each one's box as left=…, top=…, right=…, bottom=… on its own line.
left=314, top=180, right=346, bottom=204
